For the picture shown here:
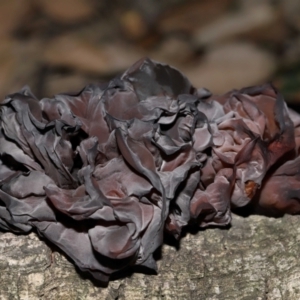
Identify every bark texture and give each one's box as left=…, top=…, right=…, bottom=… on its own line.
left=1, top=214, right=300, bottom=299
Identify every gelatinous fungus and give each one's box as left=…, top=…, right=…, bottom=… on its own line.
left=0, top=58, right=299, bottom=282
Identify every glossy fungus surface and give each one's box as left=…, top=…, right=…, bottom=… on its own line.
left=0, top=58, right=300, bottom=282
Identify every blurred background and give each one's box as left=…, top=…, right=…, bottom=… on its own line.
left=1, top=0, right=300, bottom=108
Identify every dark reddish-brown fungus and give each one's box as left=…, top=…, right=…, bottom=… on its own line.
left=0, top=58, right=300, bottom=282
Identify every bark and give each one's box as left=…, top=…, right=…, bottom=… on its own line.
left=1, top=214, right=300, bottom=300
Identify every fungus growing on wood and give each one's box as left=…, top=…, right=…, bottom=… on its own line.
left=0, top=58, right=299, bottom=283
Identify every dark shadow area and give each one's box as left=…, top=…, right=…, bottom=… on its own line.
left=287, top=103, right=300, bottom=114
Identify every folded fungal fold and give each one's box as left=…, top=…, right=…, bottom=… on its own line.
left=0, top=58, right=299, bottom=282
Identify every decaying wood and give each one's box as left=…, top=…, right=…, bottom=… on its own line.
left=1, top=214, right=300, bottom=299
